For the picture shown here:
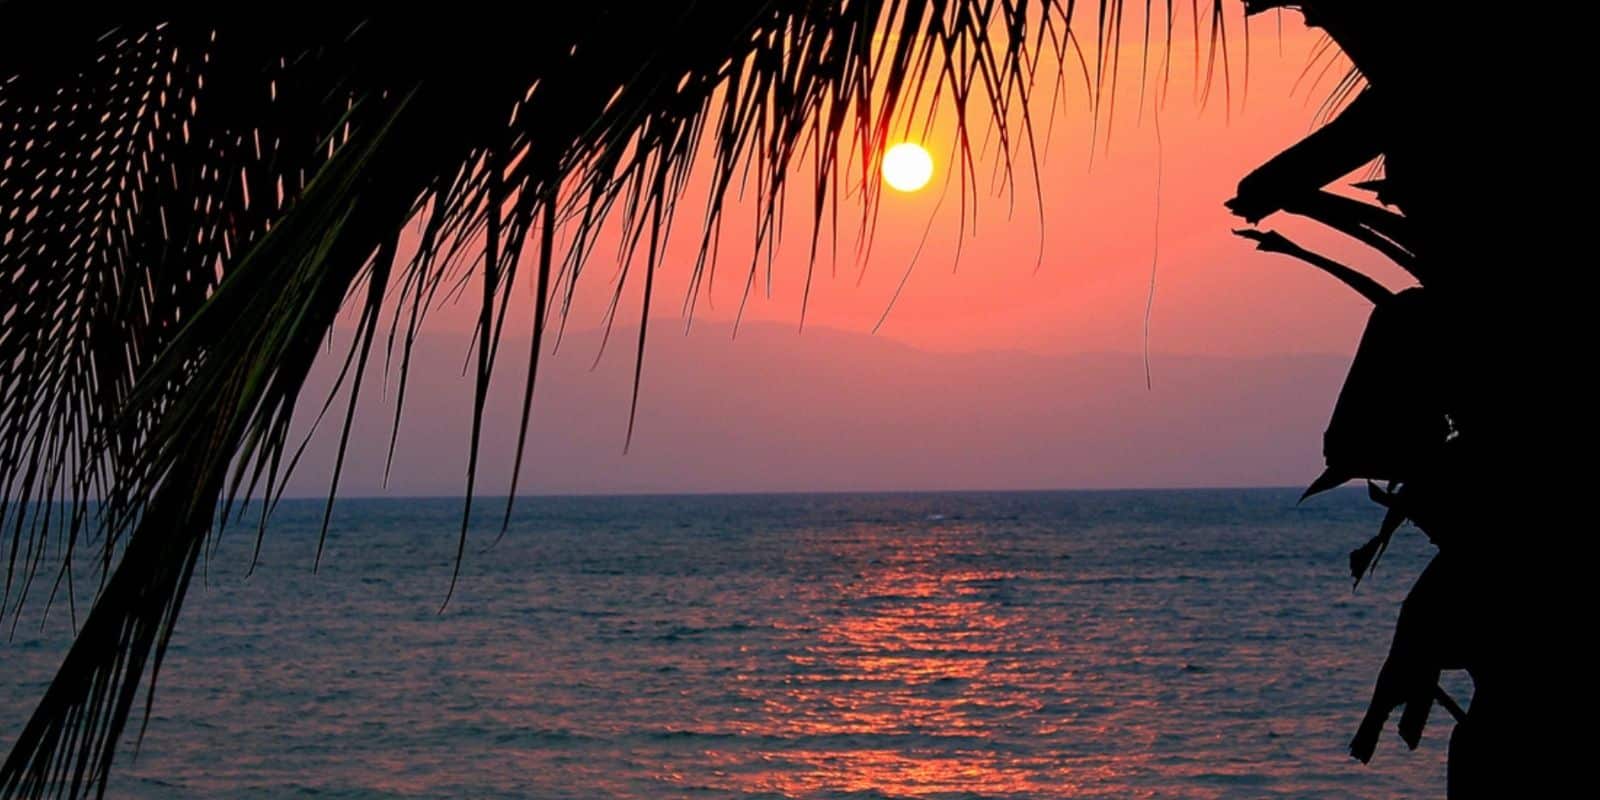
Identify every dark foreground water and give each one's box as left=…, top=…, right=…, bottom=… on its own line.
left=2, top=490, right=1463, bottom=798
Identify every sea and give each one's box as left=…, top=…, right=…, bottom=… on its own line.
left=2, top=489, right=1463, bottom=798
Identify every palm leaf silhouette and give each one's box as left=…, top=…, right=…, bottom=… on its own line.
left=6, top=1, right=1565, bottom=797
left=1, top=4, right=1247, bottom=794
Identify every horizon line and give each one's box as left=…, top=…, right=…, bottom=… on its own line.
left=273, top=483, right=1338, bottom=502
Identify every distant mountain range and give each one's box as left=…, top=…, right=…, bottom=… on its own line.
left=281, top=321, right=1350, bottom=497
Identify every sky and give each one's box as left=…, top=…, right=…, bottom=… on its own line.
left=291, top=9, right=1399, bottom=498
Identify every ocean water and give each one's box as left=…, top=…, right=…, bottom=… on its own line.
left=2, top=489, right=1463, bottom=798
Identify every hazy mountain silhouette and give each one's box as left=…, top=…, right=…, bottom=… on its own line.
left=282, top=321, right=1351, bottom=497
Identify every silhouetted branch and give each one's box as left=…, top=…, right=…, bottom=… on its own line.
left=1233, top=228, right=1394, bottom=304
left=1280, top=191, right=1425, bottom=280
left=1352, top=553, right=1458, bottom=763
left=1226, top=90, right=1382, bottom=223
left=1435, top=686, right=1467, bottom=725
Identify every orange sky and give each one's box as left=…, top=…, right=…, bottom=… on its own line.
left=303, top=10, right=1400, bottom=495
left=407, top=11, right=1405, bottom=361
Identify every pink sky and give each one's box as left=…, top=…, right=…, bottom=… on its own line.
left=411, top=13, right=1402, bottom=359
left=302, top=12, right=1395, bottom=495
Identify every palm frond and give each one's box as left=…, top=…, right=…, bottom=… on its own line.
left=0, top=3, right=1249, bottom=795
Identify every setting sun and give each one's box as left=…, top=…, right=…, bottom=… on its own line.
left=881, top=142, right=933, bottom=192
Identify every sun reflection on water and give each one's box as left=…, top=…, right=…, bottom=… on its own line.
left=689, top=528, right=1100, bottom=797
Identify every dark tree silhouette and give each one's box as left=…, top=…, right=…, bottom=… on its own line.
left=0, top=2, right=1577, bottom=797
left=1229, top=3, right=1579, bottom=796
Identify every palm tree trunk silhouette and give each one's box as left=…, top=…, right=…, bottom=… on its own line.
left=1, top=2, right=1577, bottom=797
left=1236, top=2, right=1578, bottom=796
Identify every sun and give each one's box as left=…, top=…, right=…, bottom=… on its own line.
left=881, top=142, right=934, bottom=192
